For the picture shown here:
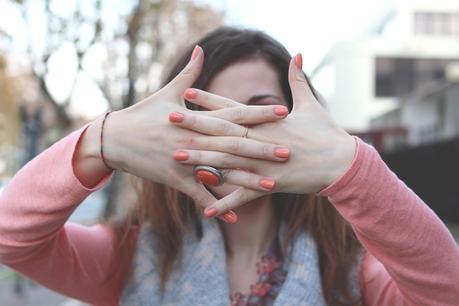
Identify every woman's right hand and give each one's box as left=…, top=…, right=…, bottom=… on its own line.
left=74, top=46, right=290, bottom=221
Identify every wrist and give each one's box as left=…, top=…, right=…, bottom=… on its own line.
left=78, top=116, right=111, bottom=170
left=79, top=111, right=125, bottom=171
left=73, top=116, right=113, bottom=188
left=322, top=132, right=357, bottom=189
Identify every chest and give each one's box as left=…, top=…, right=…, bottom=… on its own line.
left=120, top=221, right=361, bottom=306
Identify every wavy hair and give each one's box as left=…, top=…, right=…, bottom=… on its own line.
left=111, top=27, right=362, bottom=306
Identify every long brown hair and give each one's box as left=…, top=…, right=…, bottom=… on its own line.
left=112, top=27, right=362, bottom=306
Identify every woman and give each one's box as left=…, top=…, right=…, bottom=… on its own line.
left=0, top=27, right=458, bottom=306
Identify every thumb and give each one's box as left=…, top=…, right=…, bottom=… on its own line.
left=165, top=45, right=204, bottom=97
left=288, top=53, right=316, bottom=112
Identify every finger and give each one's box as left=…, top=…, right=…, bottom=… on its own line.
left=164, top=46, right=204, bottom=97
left=288, top=53, right=317, bottom=112
left=202, top=105, right=288, bottom=125
left=178, top=178, right=238, bottom=224
left=189, top=166, right=276, bottom=192
left=204, top=187, right=265, bottom=217
left=177, top=137, right=290, bottom=161
left=174, top=150, right=254, bottom=170
left=169, top=111, right=248, bottom=137
left=183, top=88, right=241, bottom=110
left=221, top=169, right=276, bottom=192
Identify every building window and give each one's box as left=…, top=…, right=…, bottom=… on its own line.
left=414, top=12, right=459, bottom=36
left=375, top=57, right=454, bottom=97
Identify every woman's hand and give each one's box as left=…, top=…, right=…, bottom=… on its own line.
left=75, top=46, right=291, bottom=222
left=170, top=54, right=357, bottom=216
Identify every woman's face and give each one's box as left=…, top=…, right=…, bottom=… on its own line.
left=205, top=58, right=288, bottom=198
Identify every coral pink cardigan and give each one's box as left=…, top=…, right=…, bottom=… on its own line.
left=0, top=125, right=458, bottom=306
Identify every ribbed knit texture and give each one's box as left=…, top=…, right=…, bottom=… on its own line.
left=121, top=219, right=361, bottom=306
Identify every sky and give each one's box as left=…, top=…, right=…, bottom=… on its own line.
left=213, top=0, right=393, bottom=72
left=0, top=0, right=393, bottom=118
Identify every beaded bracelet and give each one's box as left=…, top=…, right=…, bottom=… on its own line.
left=100, top=111, right=114, bottom=170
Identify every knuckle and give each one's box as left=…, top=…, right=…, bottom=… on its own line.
left=262, top=106, right=272, bottom=117
left=202, top=92, right=209, bottom=103
left=220, top=153, right=233, bottom=168
left=220, top=200, right=230, bottom=212
left=231, top=108, right=246, bottom=123
left=295, top=73, right=307, bottom=84
left=262, top=144, right=272, bottom=157
left=193, top=151, right=202, bottom=163
left=216, top=122, right=231, bottom=135
left=227, top=139, right=241, bottom=153
left=187, top=114, right=197, bottom=128
left=181, top=66, right=196, bottom=78
left=237, top=190, right=249, bottom=202
left=220, top=169, right=232, bottom=180
left=223, top=99, right=235, bottom=108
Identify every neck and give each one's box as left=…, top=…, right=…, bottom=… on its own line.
left=220, top=196, right=279, bottom=262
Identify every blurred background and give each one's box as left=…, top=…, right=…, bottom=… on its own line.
left=0, top=0, right=458, bottom=305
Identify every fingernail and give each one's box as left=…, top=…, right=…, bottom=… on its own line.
left=274, top=106, right=288, bottom=116
left=191, top=45, right=200, bottom=60
left=222, top=211, right=238, bottom=223
left=259, top=178, right=276, bottom=190
left=184, top=88, right=198, bottom=100
left=275, top=147, right=290, bottom=158
left=173, top=150, right=189, bottom=161
left=169, top=112, right=184, bottom=123
left=294, top=53, right=302, bottom=69
left=204, top=207, right=218, bottom=218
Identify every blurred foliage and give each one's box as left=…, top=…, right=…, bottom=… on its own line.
left=1, top=0, right=223, bottom=213
left=5, top=0, right=223, bottom=129
left=0, top=55, right=20, bottom=178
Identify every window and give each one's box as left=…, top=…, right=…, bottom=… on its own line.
left=414, top=12, right=459, bottom=36
left=375, top=57, right=455, bottom=97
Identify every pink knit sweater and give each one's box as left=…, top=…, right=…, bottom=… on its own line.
left=0, top=126, right=458, bottom=306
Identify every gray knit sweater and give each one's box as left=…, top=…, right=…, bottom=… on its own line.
left=120, top=219, right=361, bottom=306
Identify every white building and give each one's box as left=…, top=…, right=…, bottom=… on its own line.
left=311, top=0, right=459, bottom=132
left=371, top=68, right=459, bottom=148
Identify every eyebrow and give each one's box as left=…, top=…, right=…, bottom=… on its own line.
left=247, top=94, right=283, bottom=105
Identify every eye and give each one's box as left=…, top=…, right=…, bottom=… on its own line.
left=250, top=98, right=280, bottom=106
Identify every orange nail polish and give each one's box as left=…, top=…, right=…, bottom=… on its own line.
left=275, top=148, right=290, bottom=158
left=274, top=106, right=288, bottom=116
left=184, top=88, right=198, bottom=100
left=191, top=45, right=200, bottom=60
left=173, top=150, right=189, bottom=161
left=259, top=179, right=276, bottom=190
left=169, top=112, right=184, bottom=123
left=196, top=170, right=221, bottom=186
left=295, top=53, right=302, bottom=69
left=204, top=207, right=218, bottom=218
left=222, top=211, right=238, bottom=223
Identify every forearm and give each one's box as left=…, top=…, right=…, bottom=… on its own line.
left=0, top=125, right=112, bottom=262
left=319, top=137, right=459, bottom=305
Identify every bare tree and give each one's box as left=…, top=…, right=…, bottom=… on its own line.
left=4, top=0, right=223, bottom=217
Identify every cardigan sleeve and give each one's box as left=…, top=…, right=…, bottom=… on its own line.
left=0, top=125, right=135, bottom=306
left=318, top=137, right=459, bottom=306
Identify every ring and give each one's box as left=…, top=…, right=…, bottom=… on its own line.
left=242, top=126, right=249, bottom=138
left=193, top=165, right=225, bottom=186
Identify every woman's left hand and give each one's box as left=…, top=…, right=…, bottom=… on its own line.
left=170, top=54, right=357, bottom=216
